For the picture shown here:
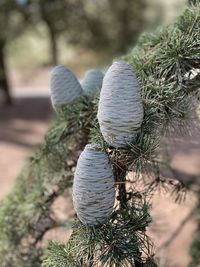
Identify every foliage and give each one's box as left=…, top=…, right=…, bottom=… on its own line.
left=24, top=0, right=77, bottom=64
left=23, top=0, right=147, bottom=64
left=0, top=1, right=200, bottom=267
left=65, top=0, right=146, bottom=55
left=91, top=2, right=200, bottom=181
left=43, top=195, right=154, bottom=267
left=0, top=95, right=97, bottom=267
left=44, top=2, right=200, bottom=267
left=0, top=0, right=27, bottom=42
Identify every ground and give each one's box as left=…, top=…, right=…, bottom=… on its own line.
left=0, top=67, right=199, bottom=267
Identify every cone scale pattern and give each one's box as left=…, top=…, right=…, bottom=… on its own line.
left=50, top=65, right=83, bottom=107
left=97, top=61, right=144, bottom=148
left=72, top=144, right=115, bottom=226
left=82, top=69, right=104, bottom=96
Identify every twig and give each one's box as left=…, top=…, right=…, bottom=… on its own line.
left=114, top=154, right=146, bottom=266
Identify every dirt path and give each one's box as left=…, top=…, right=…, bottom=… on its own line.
left=0, top=95, right=52, bottom=199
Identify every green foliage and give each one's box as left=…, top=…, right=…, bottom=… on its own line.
left=0, top=95, right=96, bottom=267
left=91, top=4, right=200, bottom=179
left=121, top=3, right=200, bottom=176
left=66, top=0, right=146, bottom=55
left=0, top=0, right=26, bottom=42
left=43, top=195, right=156, bottom=267
left=23, top=0, right=146, bottom=65
left=29, top=0, right=71, bottom=34
left=1, top=2, right=200, bottom=267
left=43, top=4, right=200, bottom=267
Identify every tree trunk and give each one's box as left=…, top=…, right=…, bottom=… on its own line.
left=48, top=27, right=58, bottom=66
left=0, top=41, right=12, bottom=105
left=40, top=1, right=59, bottom=66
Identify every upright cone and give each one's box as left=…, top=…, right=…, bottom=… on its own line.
left=82, top=69, right=104, bottom=95
left=50, top=65, right=83, bottom=108
left=73, top=144, right=115, bottom=226
left=97, top=61, right=144, bottom=148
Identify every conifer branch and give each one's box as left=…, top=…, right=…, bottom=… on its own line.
left=0, top=2, right=199, bottom=267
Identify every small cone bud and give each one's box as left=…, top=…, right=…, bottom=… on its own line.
left=82, top=69, right=104, bottom=95
left=50, top=65, right=83, bottom=107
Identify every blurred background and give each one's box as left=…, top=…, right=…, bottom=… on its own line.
left=0, top=0, right=199, bottom=266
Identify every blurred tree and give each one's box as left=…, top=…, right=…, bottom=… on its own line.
left=24, top=0, right=188, bottom=65
left=26, top=0, right=72, bottom=65
left=0, top=39, right=10, bottom=104
left=188, top=0, right=198, bottom=4
left=25, top=0, right=188, bottom=67
left=26, top=0, right=146, bottom=65
left=108, top=0, right=144, bottom=53
left=39, top=1, right=63, bottom=65
left=0, top=0, right=26, bottom=104
left=0, top=0, right=146, bottom=104
left=66, top=0, right=146, bottom=56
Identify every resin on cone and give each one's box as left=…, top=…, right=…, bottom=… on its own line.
left=97, top=61, right=144, bottom=148
left=72, top=144, right=115, bottom=226
left=82, top=69, right=104, bottom=95
left=50, top=65, right=83, bottom=107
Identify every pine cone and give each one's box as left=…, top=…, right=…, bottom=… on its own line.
left=50, top=65, right=83, bottom=107
left=72, top=144, right=115, bottom=226
left=97, top=61, right=144, bottom=148
left=82, top=69, right=104, bottom=95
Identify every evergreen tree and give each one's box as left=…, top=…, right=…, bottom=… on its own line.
left=0, top=0, right=27, bottom=104
left=0, top=2, right=199, bottom=267
left=25, top=0, right=75, bottom=65
left=67, top=0, right=146, bottom=56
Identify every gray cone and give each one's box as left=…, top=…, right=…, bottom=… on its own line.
left=82, top=69, right=104, bottom=96
left=72, top=144, right=115, bottom=226
left=97, top=61, right=144, bottom=148
left=50, top=65, right=83, bottom=107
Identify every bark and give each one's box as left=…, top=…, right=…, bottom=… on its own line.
left=48, top=27, right=58, bottom=66
left=40, top=1, right=59, bottom=66
left=114, top=154, right=145, bottom=266
left=0, top=41, right=12, bottom=105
